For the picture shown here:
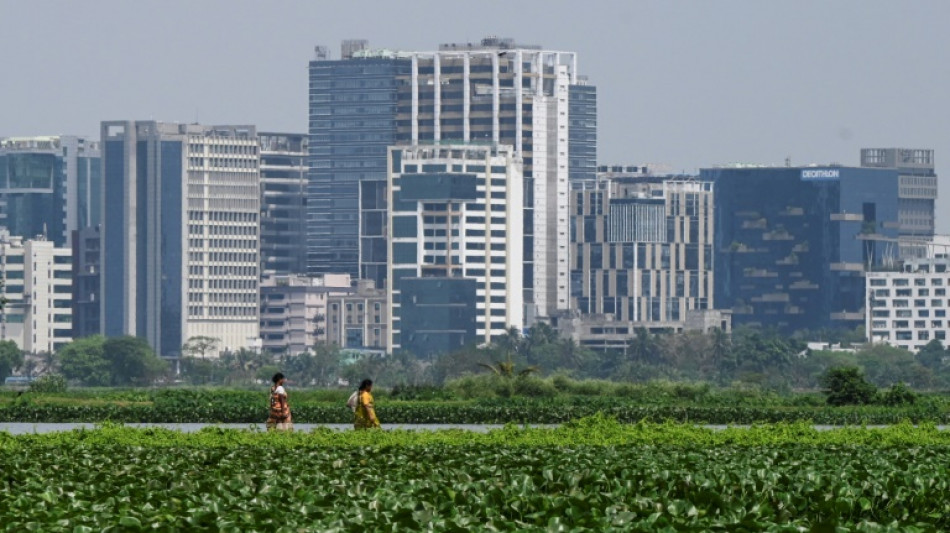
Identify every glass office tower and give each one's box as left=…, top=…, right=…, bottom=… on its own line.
left=702, top=166, right=900, bottom=333
left=308, top=47, right=409, bottom=282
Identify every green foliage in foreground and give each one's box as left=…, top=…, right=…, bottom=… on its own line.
left=5, top=416, right=950, bottom=448
left=2, top=420, right=950, bottom=531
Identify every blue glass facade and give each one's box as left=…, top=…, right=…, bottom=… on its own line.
left=308, top=58, right=409, bottom=279
left=159, top=141, right=183, bottom=358
left=102, top=140, right=126, bottom=337
left=703, top=166, right=900, bottom=333
left=0, top=153, right=65, bottom=245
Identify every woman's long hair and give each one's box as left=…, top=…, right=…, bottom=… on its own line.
left=358, top=379, right=373, bottom=391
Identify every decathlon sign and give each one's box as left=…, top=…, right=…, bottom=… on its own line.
left=801, top=169, right=840, bottom=180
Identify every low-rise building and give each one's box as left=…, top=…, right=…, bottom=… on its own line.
left=866, top=257, right=950, bottom=352
left=327, top=279, right=387, bottom=352
left=259, top=273, right=352, bottom=356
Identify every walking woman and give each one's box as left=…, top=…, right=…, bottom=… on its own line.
left=354, top=379, right=380, bottom=429
left=266, top=372, right=293, bottom=431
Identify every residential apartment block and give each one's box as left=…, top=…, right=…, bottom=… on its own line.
left=326, top=279, right=387, bottom=353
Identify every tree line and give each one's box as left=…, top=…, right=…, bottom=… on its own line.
left=3, top=325, right=950, bottom=391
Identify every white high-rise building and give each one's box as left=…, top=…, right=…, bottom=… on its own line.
left=0, top=231, right=72, bottom=353
left=396, top=40, right=576, bottom=321
left=387, top=144, right=523, bottom=356
left=101, top=121, right=260, bottom=358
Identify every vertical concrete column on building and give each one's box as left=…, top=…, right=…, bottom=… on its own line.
left=571, top=53, right=578, bottom=84
left=534, top=52, right=543, bottom=97
left=433, top=54, right=441, bottom=142
left=515, top=50, right=523, bottom=153
left=411, top=55, right=419, bottom=144
left=491, top=52, right=500, bottom=144
left=463, top=53, right=470, bottom=142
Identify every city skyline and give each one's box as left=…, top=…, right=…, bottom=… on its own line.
left=2, top=1, right=948, bottom=228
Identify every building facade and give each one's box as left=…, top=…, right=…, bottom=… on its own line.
left=71, top=225, right=101, bottom=339
left=101, top=121, right=260, bottom=358
left=259, top=273, right=352, bottom=355
left=0, top=232, right=72, bottom=353
left=308, top=44, right=409, bottom=282
left=259, top=133, right=308, bottom=277
left=570, top=171, right=715, bottom=325
left=387, top=144, right=523, bottom=356
left=860, top=148, right=936, bottom=258
left=702, top=165, right=900, bottom=333
left=866, top=257, right=950, bottom=352
left=0, top=136, right=101, bottom=247
left=326, top=279, right=388, bottom=352
left=309, top=37, right=594, bottom=321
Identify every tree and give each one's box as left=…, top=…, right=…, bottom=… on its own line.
left=819, top=366, right=877, bottom=406
left=916, top=339, right=946, bottom=371
left=182, top=336, right=221, bottom=359
left=57, top=336, right=110, bottom=386
left=103, top=336, right=168, bottom=386
left=0, top=340, right=24, bottom=380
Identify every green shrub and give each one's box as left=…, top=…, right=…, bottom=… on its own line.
left=820, top=366, right=877, bottom=406
left=880, top=381, right=917, bottom=406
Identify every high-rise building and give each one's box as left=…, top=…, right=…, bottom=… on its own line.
left=72, top=225, right=101, bottom=339
left=259, top=133, right=308, bottom=277
left=308, top=37, right=595, bottom=321
left=308, top=46, right=409, bottom=282
left=569, top=170, right=715, bottom=324
left=0, top=231, right=72, bottom=353
left=387, top=144, right=523, bottom=357
left=101, top=121, right=260, bottom=358
left=702, top=165, right=900, bottom=333
left=860, top=148, right=936, bottom=258
left=0, top=136, right=101, bottom=247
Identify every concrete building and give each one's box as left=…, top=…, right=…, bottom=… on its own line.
left=259, top=273, right=352, bottom=355
left=101, top=121, right=260, bottom=358
left=259, top=133, right=308, bottom=277
left=702, top=165, right=900, bottom=333
left=0, top=232, right=72, bottom=353
left=569, top=170, right=715, bottom=324
left=309, top=37, right=594, bottom=321
left=860, top=148, right=936, bottom=258
left=326, top=279, right=387, bottom=352
left=865, top=257, right=950, bottom=352
left=71, top=225, right=101, bottom=339
left=866, top=257, right=950, bottom=352
left=0, top=136, right=101, bottom=247
left=387, top=144, right=523, bottom=357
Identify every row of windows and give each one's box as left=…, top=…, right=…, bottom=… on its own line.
left=187, top=306, right=258, bottom=317
left=873, top=288, right=946, bottom=297
left=869, top=277, right=946, bottom=287
left=188, top=143, right=257, bottom=155
left=873, top=308, right=947, bottom=318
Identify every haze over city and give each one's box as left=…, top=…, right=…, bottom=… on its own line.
left=2, top=0, right=948, bottom=229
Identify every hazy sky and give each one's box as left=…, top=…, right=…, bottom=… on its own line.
left=2, top=1, right=949, bottom=229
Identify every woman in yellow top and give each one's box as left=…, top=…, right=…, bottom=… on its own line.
left=354, top=379, right=380, bottom=429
